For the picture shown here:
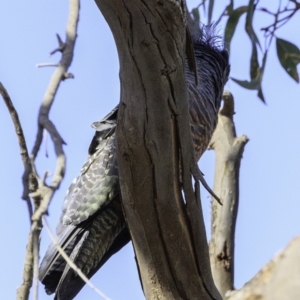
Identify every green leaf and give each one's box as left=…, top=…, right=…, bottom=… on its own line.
left=257, top=88, right=265, bottom=103
left=231, top=78, right=266, bottom=103
left=276, top=38, right=300, bottom=83
left=231, top=51, right=268, bottom=103
left=226, top=0, right=234, bottom=15
left=244, top=0, right=262, bottom=80
left=260, top=50, right=268, bottom=77
left=224, top=6, right=248, bottom=55
left=208, top=0, right=214, bottom=25
left=249, top=43, right=259, bottom=80
left=191, top=7, right=200, bottom=24
left=245, top=0, right=261, bottom=49
left=231, top=77, right=260, bottom=90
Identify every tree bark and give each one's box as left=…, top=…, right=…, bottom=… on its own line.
left=94, top=1, right=221, bottom=299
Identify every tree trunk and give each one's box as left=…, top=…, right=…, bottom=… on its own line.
left=94, top=1, right=221, bottom=299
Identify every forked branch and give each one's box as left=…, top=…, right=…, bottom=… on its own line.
left=30, top=0, right=80, bottom=221
left=14, top=1, right=80, bottom=300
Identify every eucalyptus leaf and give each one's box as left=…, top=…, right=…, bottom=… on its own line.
left=245, top=0, right=261, bottom=49
left=257, top=88, right=265, bottom=103
left=250, top=45, right=259, bottom=80
left=224, top=6, right=248, bottom=54
left=276, top=38, right=300, bottom=83
left=231, top=77, right=260, bottom=90
left=208, top=0, right=214, bottom=25
left=245, top=0, right=261, bottom=80
left=191, top=7, right=200, bottom=24
left=226, top=0, right=234, bottom=15
left=232, top=51, right=268, bottom=103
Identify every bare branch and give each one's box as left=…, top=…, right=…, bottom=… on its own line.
left=260, top=0, right=300, bottom=46
left=0, top=78, right=41, bottom=300
left=226, top=236, right=300, bottom=299
left=29, top=0, right=80, bottom=221
left=208, top=90, right=249, bottom=297
left=36, top=63, right=59, bottom=68
left=16, top=221, right=42, bottom=300
left=16, top=1, right=80, bottom=300
left=16, top=227, right=34, bottom=300
left=0, top=82, right=30, bottom=173
left=43, top=217, right=112, bottom=300
left=0, top=82, right=36, bottom=221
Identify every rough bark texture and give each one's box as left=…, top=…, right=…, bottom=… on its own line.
left=208, top=90, right=249, bottom=297
left=226, top=236, right=300, bottom=300
left=94, top=1, right=221, bottom=299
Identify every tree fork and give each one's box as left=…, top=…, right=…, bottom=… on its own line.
left=94, top=1, right=221, bottom=299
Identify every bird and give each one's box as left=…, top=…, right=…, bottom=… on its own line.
left=39, top=25, right=230, bottom=300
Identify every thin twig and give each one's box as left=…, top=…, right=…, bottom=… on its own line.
left=36, top=63, right=59, bottom=68
left=43, top=217, right=112, bottom=300
left=0, top=82, right=36, bottom=221
left=215, top=6, right=229, bottom=25
left=0, top=82, right=30, bottom=173
left=260, top=0, right=300, bottom=45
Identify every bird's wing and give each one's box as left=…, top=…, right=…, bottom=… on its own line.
left=39, top=106, right=122, bottom=289
left=57, top=106, right=119, bottom=231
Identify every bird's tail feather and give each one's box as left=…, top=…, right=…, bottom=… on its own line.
left=41, top=197, right=128, bottom=300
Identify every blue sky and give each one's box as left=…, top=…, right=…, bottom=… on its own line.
left=1, top=1, right=299, bottom=299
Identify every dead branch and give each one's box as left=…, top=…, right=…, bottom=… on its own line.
left=30, top=0, right=80, bottom=221
left=17, top=228, right=34, bottom=300
left=226, top=236, right=300, bottom=300
left=36, top=63, right=59, bottom=68
left=0, top=84, right=38, bottom=300
left=208, top=90, right=249, bottom=297
left=15, top=1, right=80, bottom=300
left=0, top=82, right=37, bottom=221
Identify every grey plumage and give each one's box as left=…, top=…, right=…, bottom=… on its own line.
left=39, top=25, right=230, bottom=300
left=39, top=107, right=127, bottom=300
